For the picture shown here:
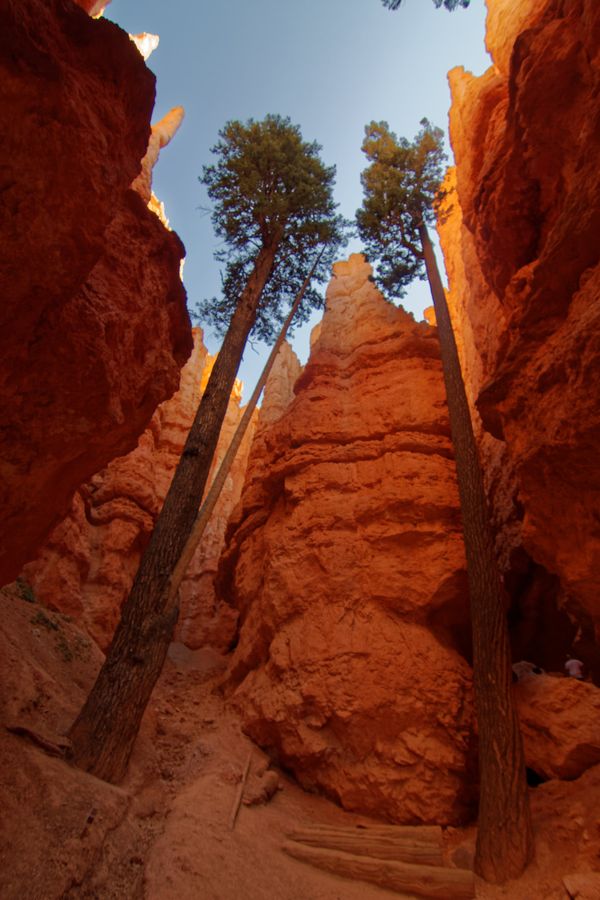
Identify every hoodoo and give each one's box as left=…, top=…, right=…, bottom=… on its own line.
left=1, top=0, right=600, bottom=896
left=218, top=255, right=476, bottom=824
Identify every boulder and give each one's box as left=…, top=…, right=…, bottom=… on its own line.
left=516, top=675, right=600, bottom=780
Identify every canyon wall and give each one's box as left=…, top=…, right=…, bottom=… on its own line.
left=0, top=0, right=192, bottom=586
left=217, top=255, right=476, bottom=825
left=438, top=0, right=600, bottom=664
left=22, top=330, right=256, bottom=652
left=212, top=0, right=600, bottom=824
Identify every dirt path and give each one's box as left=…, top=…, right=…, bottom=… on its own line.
left=0, top=599, right=426, bottom=899
left=105, top=644, right=414, bottom=900
left=1, top=594, right=598, bottom=900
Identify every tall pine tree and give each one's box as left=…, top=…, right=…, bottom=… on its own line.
left=357, top=119, right=533, bottom=883
left=69, top=115, right=346, bottom=783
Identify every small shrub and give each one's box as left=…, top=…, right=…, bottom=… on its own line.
left=31, top=610, right=59, bottom=631
left=56, top=634, right=74, bottom=663
left=16, top=577, right=36, bottom=603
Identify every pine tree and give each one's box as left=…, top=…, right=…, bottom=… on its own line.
left=68, top=115, right=346, bottom=783
left=356, top=119, right=533, bottom=883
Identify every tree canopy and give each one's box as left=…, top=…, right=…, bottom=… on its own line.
left=381, top=0, right=470, bottom=10
left=356, top=119, right=446, bottom=297
left=197, top=114, right=347, bottom=342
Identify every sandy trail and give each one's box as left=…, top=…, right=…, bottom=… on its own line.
left=1, top=595, right=598, bottom=900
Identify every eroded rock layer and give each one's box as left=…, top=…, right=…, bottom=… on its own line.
left=515, top=673, right=600, bottom=781
left=218, top=255, right=475, bottom=825
left=22, top=330, right=256, bottom=652
left=439, top=0, right=600, bottom=646
left=0, top=0, right=192, bottom=585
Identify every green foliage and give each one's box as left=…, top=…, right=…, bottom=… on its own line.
left=356, top=119, right=446, bottom=299
left=56, top=634, right=74, bottom=663
left=31, top=609, right=58, bottom=631
left=30, top=608, right=79, bottom=662
left=381, top=0, right=470, bottom=10
left=16, top=576, right=36, bottom=603
left=197, top=114, right=348, bottom=342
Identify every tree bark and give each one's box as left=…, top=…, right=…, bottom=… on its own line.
left=68, top=241, right=278, bottom=783
left=418, top=223, right=533, bottom=882
left=282, top=842, right=476, bottom=899
left=165, top=248, right=324, bottom=606
left=285, top=823, right=445, bottom=866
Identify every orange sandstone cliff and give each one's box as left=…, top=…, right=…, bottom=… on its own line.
left=0, top=0, right=599, bottom=894
left=438, top=0, right=600, bottom=670
left=217, top=255, right=476, bottom=825
left=22, top=329, right=257, bottom=652
left=0, top=0, right=192, bottom=586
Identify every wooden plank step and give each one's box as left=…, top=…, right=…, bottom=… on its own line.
left=286, top=826, right=444, bottom=866
left=282, top=842, right=475, bottom=900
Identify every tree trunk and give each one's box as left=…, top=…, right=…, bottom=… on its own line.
left=68, top=242, right=278, bottom=783
left=282, top=842, right=476, bottom=899
left=418, top=223, right=533, bottom=882
left=165, top=248, right=324, bottom=606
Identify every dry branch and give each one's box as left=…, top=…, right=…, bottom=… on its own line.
left=229, top=750, right=252, bottom=830
left=6, top=723, right=71, bottom=757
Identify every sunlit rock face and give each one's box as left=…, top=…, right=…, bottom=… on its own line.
left=439, top=0, right=600, bottom=645
left=74, top=0, right=112, bottom=16
left=0, top=0, right=192, bottom=586
left=132, top=105, right=185, bottom=222
left=22, top=330, right=255, bottom=652
left=217, top=255, right=475, bottom=824
left=485, top=0, right=550, bottom=77
left=130, top=33, right=160, bottom=60
left=258, top=342, right=302, bottom=427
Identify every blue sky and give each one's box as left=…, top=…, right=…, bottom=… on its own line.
left=106, top=0, right=490, bottom=396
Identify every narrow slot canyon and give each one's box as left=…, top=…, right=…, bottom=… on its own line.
left=1, top=1, right=599, bottom=898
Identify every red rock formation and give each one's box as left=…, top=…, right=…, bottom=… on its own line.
left=0, top=0, right=192, bottom=586
left=175, top=363, right=259, bottom=653
left=218, top=255, right=475, bottom=825
left=438, top=0, right=600, bottom=643
left=75, top=0, right=112, bottom=15
left=175, top=343, right=299, bottom=650
left=22, top=330, right=256, bottom=651
left=515, top=674, right=600, bottom=781
left=133, top=105, right=185, bottom=221
left=257, top=342, right=303, bottom=427
left=2, top=584, right=599, bottom=899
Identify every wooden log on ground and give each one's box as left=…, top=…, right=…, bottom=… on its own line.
left=289, top=823, right=443, bottom=843
left=286, top=825, right=444, bottom=866
left=282, top=842, right=475, bottom=899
